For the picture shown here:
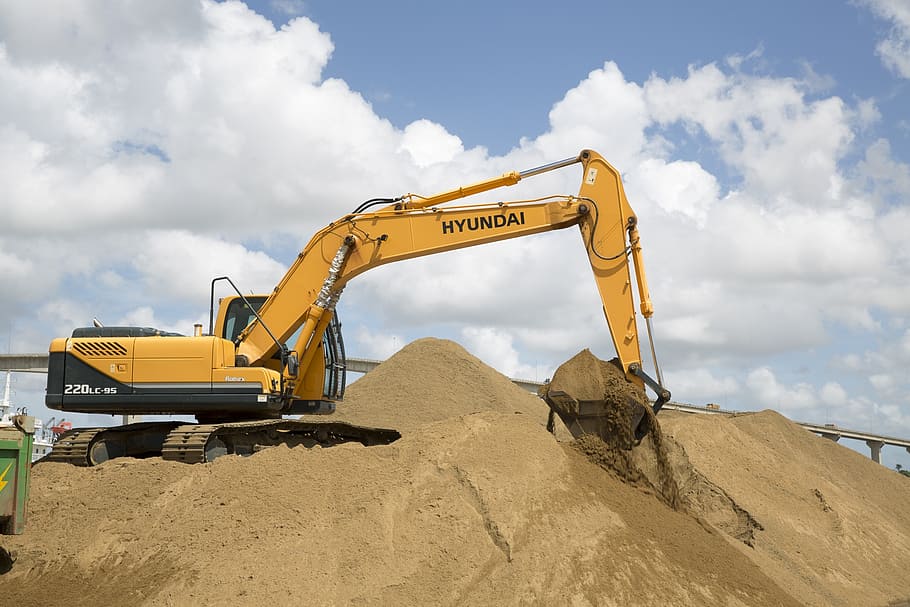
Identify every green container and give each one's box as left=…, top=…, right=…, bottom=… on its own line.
left=0, top=415, right=35, bottom=535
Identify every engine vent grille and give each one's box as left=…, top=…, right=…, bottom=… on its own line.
left=72, top=341, right=128, bottom=357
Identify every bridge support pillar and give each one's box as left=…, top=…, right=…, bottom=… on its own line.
left=866, top=440, right=884, bottom=464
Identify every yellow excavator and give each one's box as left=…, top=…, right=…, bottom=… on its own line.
left=43, top=149, right=670, bottom=465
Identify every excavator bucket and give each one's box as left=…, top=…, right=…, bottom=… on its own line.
left=540, top=349, right=654, bottom=450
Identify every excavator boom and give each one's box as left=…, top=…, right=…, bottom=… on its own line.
left=240, top=151, right=660, bottom=397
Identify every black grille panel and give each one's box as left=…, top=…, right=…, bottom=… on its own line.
left=72, top=341, right=128, bottom=357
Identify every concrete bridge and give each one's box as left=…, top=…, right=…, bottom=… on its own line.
left=0, top=353, right=48, bottom=373
left=5, top=353, right=908, bottom=464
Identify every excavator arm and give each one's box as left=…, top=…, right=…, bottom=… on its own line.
left=235, top=150, right=668, bottom=410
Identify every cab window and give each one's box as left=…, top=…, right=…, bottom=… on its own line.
left=222, top=296, right=267, bottom=343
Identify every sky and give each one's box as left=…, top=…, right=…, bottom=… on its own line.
left=1, top=0, right=910, bottom=468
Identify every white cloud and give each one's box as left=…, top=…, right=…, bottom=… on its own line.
left=117, top=306, right=161, bottom=329
left=270, top=0, right=307, bottom=17
left=628, top=158, right=719, bottom=227
left=398, top=119, right=464, bottom=168
left=662, top=368, right=740, bottom=406
left=745, top=367, right=817, bottom=412
left=660, top=314, right=725, bottom=347
left=869, top=374, right=896, bottom=394
left=35, top=299, right=96, bottom=339
left=131, top=231, right=288, bottom=305
left=644, top=63, right=855, bottom=205
left=460, top=326, right=539, bottom=380
left=819, top=382, right=849, bottom=407
left=859, top=138, right=910, bottom=203
left=862, top=0, right=910, bottom=78
left=0, top=248, right=37, bottom=293
left=856, top=98, right=882, bottom=128
left=0, top=1, right=909, bottom=447
left=352, top=326, right=406, bottom=361
left=538, top=61, right=651, bottom=168
left=797, top=60, right=837, bottom=93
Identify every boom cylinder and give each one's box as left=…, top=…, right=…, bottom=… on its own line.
left=404, top=154, right=583, bottom=210
left=628, top=223, right=654, bottom=318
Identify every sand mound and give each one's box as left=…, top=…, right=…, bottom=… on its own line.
left=0, top=338, right=908, bottom=606
left=327, top=337, right=557, bottom=434
left=661, top=410, right=910, bottom=607
left=1, top=413, right=798, bottom=607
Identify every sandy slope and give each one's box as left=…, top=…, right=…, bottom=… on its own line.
left=661, top=410, right=910, bottom=607
left=0, top=338, right=907, bottom=606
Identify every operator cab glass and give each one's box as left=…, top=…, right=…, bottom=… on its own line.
left=222, top=296, right=267, bottom=343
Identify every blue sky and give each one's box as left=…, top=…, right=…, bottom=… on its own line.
left=252, top=1, right=907, bottom=156
left=1, top=0, right=910, bottom=469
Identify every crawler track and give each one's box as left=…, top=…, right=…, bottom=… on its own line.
left=40, top=427, right=103, bottom=466
left=41, top=420, right=401, bottom=466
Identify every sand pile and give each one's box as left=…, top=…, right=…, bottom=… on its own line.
left=661, top=410, right=910, bottom=607
left=326, top=337, right=557, bottom=433
left=0, top=338, right=908, bottom=606
left=0, top=419, right=797, bottom=607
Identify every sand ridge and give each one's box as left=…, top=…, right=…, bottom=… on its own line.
left=0, top=338, right=908, bottom=606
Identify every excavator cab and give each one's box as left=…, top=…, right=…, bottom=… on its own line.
left=215, top=294, right=347, bottom=406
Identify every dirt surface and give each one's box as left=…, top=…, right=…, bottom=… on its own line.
left=1, top=338, right=909, bottom=606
